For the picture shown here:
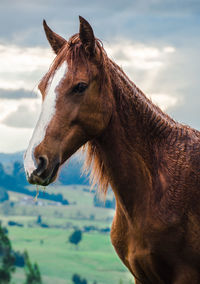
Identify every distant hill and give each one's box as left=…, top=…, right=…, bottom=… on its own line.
left=0, top=152, right=24, bottom=165
left=0, top=151, right=89, bottom=186
left=0, top=152, right=24, bottom=174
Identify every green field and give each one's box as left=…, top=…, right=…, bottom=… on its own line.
left=0, top=185, right=134, bottom=284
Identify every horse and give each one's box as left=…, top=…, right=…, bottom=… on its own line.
left=24, top=16, right=200, bottom=283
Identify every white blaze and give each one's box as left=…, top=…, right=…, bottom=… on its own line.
left=24, top=61, right=68, bottom=177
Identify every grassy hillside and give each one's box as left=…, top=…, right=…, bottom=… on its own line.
left=0, top=185, right=134, bottom=284
left=8, top=227, right=133, bottom=284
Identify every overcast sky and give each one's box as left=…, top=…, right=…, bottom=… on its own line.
left=0, top=0, right=199, bottom=153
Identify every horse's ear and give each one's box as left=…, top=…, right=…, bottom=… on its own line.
left=43, top=20, right=67, bottom=54
left=79, top=16, right=95, bottom=56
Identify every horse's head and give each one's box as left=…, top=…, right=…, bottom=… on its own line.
left=24, top=17, right=113, bottom=186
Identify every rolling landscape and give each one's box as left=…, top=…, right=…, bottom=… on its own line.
left=0, top=151, right=134, bottom=284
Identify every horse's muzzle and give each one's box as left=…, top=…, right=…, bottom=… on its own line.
left=27, top=156, right=60, bottom=186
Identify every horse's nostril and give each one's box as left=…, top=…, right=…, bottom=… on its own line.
left=35, top=155, right=48, bottom=176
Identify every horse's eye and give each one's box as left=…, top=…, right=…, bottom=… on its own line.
left=73, top=82, right=88, bottom=94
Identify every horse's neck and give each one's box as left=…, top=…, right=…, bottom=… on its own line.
left=96, top=66, right=176, bottom=219
left=97, top=110, right=154, bottom=220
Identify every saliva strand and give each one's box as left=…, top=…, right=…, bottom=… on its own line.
left=34, top=185, right=40, bottom=202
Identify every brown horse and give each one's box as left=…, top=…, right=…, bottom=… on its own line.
left=24, top=17, right=200, bottom=283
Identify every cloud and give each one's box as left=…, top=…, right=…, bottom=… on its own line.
left=0, top=40, right=177, bottom=114
left=149, top=94, right=179, bottom=111
left=0, top=40, right=178, bottom=120
left=0, top=123, right=33, bottom=153
left=0, top=44, right=54, bottom=73
left=0, top=37, right=195, bottom=152
left=0, top=97, right=40, bottom=152
left=105, top=41, right=175, bottom=71
left=0, top=44, right=54, bottom=90
left=105, top=41, right=179, bottom=111
left=0, top=98, right=40, bottom=128
left=0, top=0, right=199, bottom=47
left=3, top=105, right=39, bottom=128
left=0, top=88, right=37, bottom=99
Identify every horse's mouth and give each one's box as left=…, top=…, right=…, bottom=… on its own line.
left=27, top=162, right=60, bottom=186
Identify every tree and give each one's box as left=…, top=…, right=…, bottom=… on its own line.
left=0, top=163, right=5, bottom=180
left=24, top=251, right=42, bottom=284
left=93, top=194, right=115, bottom=209
left=14, top=251, right=25, bottom=267
left=0, top=187, right=9, bottom=203
left=0, top=222, right=15, bottom=283
left=72, top=273, right=87, bottom=284
left=36, top=215, right=42, bottom=225
left=69, top=230, right=82, bottom=247
left=12, top=161, right=23, bottom=177
left=0, top=223, right=42, bottom=283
